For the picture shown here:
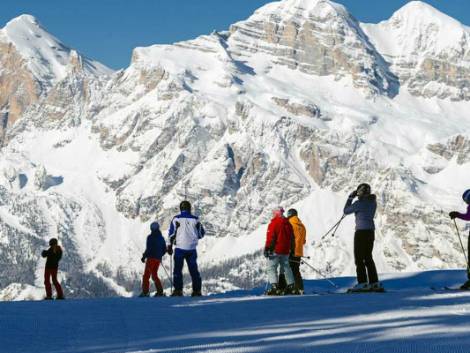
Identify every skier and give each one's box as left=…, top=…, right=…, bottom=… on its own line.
left=264, top=207, right=295, bottom=295
left=344, top=183, right=383, bottom=292
left=449, top=189, right=470, bottom=289
left=139, top=222, right=167, bottom=297
left=41, top=238, right=64, bottom=300
left=287, top=208, right=307, bottom=294
left=167, top=200, right=205, bottom=297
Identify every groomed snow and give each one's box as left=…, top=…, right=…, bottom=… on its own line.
left=1, top=270, right=470, bottom=353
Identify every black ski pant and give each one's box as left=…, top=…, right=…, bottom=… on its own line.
left=468, top=231, right=470, bottom=279
left=278, top=256, right=304, bottom=291
left=354, top=230, right=378, bottom=284
left=289, top=256, right=304, bottom=291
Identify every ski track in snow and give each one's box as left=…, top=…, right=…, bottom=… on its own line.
left=1, top=270, right=470, bottom=353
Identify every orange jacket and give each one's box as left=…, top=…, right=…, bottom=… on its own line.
left=289, top=216, right=306, bottom=257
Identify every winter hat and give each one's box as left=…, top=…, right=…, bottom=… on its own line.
left=150, top=222, right=160, bottom=231
left=272, top=207, right=285, bottom=218
left=49, top=238, right=58, bottom=246
left=356, top=183, right=371, bottom=197
left=180, top=200, right=191, bottom=212
left=463, top=190, right=470, bottom=204
left=287, top=209, right=298, bottom=218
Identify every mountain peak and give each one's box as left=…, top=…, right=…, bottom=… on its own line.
left=0, top=14, right=112, bottom=84
left=390, top=1, right=465, bottom=29
left=254, top=0, right=350, bottom=22
left=5, top=14, right=39, bottom=27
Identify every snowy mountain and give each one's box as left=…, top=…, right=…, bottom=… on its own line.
left=1, top=0, right=470, bottom=300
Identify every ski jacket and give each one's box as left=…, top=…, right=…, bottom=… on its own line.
left=344, top=194, right=377, bottom=230
left=143, top=230, right=167, bottom=260
left=41, top=246, right=62, bottom=269
left=456, top=205, right=470, bottom=221
left=289, top=216, right=306, bottom=257
left=265, top=216, right=294, bottom=255
left=168, top=211, right=205, bottom=251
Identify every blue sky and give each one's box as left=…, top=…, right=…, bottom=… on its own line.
left=1, top=0, right=468, bottom=69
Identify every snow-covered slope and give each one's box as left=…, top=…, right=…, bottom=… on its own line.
left=1, top=1, right=470, bottom=300
left=2, top=270, right=470, bottom=353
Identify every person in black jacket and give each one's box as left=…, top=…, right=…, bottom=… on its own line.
left=140, top=222, right=167, bottom=297
left=41, top=238, right=64, bottom=300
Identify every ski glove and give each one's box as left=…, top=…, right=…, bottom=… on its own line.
left=449, top=211, right=459, bottom=219
left=348, top=191, right=357, bottom=199
left=141, top=256, right=146, bottom=263
left=167, top=245, right=173, bottom=255
left=264, top=248, right=274, bottom=259
left=41, top=250, right=48, bottom=258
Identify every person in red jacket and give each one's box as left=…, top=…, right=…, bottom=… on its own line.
left=41, top=238, right=64, bottom=300
left=264, top=207, right=295, bottom=295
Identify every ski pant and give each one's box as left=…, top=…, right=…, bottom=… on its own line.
left=468, top=231, right=470, bottom=280
left=267, top=254, right=294, bottom=286
left=278, top=256, right=303, bottom=291
left=142, top=258, right=163, bottom=294
left=173, top=248, right=201, bottom=292
left=290, top=256, right=304, bottom=291
left=354, top=230, right=379, bottom=284
left=44, top=268, right=63, bottom=298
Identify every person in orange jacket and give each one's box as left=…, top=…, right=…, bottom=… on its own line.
left=287, top=209, right=306, bottom=294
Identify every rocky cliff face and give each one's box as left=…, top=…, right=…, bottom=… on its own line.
left=1, top=1, right=470, bottom=300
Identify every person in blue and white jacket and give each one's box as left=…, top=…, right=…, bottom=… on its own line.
left=167, top=200, right=205, bottom=297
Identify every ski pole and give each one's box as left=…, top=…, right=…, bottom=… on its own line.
left=291, top=259, right=338, bottom=288
left=453, top=219, right=469, bottom=270
left=320, top=215, right=346, bottom=240
left=160, top=262, right=173, bottom=290
left=170, top=254, right=173, bottom=295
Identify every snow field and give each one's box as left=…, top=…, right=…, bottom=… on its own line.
left=1, top=270, right=470, bottom=353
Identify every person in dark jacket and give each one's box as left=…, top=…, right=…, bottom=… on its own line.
left=449, top=189, right=470, bottom=289
left=140, top=222, right=167, bottom=297
left=344, top=183, right=383, bottom=292
left=41, top=238, right=64, bottom=300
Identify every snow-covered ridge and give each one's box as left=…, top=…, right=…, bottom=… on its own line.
left=0, top=14, right=113, bottom=83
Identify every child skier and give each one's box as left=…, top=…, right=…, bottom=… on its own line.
left=140, top=222, right=167, bottom=297
left=167, top=201, right=205, bottom=297
left=264, top=207, right=295, bottom=295
left=344, top=183, right=383, bottom=292
left=41, top=238, right=64, bottom=300
left=449, top=189, right=470, bottom=289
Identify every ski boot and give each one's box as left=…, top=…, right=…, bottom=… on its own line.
left=44, top=296, right=53, bottom=300
left=171, top=290, right=183, bottom=297
left=56, top=295, right=66, bottom=300
left=460, top=280, right=470, bottom=290
left=138, top=292, right=150, bottom=297
left=347, top=282, right=370, bottom=293
left=265, top=284, right=282, bottom=296
left=191, top=291, right=202, bottom=297
left=283, top=284, right=295, bottom=295
left=369, top=282, right=385, bottom=293
left=154, top=291, right=165, bottom=297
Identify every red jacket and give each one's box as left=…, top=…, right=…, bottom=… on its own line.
left=265, top=216, right=294, bottom=255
